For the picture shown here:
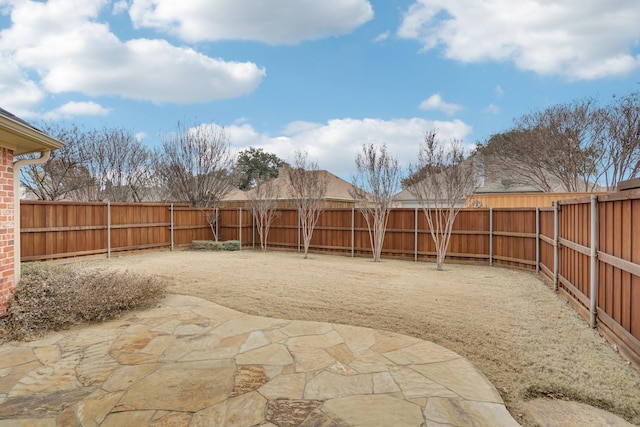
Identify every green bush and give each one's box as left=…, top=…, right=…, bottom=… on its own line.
left=192, top=240, right=224, bottom=250
left=191, top=240, right=240, bottom=251
left=1, top=263, right=167, bottom=341
left=223, top=240, right=241, bottom=251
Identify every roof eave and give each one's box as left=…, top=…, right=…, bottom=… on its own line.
left=0, top=114, right=64, bottom=156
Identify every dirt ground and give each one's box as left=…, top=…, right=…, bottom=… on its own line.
left=77, top=249, right=640, bottom=426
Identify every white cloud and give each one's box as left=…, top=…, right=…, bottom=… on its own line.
left=374, top=31, right=390, bottom=43
left=0, top=0, right=265, bottom=110
left=223, top=117, right=473, bottom=178
left=0, top=58, right=45, bottom=117
left=281, top=121, right=323, bottom=136
left=419, top=94, right=462, bottom=116
left=112, top=1, right=129, bottom=15
left=128, top=0, right=374, bottom=45
left=41, top=38, right=265, bottom=103
left=43, top=101, right=110, bottom=120
left=398, top=0, right=640, bottom=80
left=483, top=103, right=501, bottom=115
left=495, top=85, right=504, bottom=97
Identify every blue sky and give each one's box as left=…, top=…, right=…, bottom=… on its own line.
left=1, top=0, right=639, bottom=179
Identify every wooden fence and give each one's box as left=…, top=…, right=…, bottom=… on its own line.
left=20, top=201, right=212, bottom=260
left=19, top=192, right=640, bottom=366
left=466, top=191, right=605, bottom=208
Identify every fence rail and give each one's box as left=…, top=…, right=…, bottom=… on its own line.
left=19, top=192, right=640, bottom=367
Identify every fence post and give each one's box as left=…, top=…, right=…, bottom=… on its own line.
left=488, top=208, right=493, bottom=266
left=351, top=208, right=355, bottom=258
left=252, top=208, right=255, bottom=249
left=170, top=204, right=174, bottom=251
left=414, top=207, right=418, bottom=262
left=107, top=201, right=111, bottom=258
left=239, top=208, right=242, bottom=250
left=215, top=207, right=219, bottom=242
left=536, top=207, right=540, bottom=273
left=590, top=195, right=598, bottom=328
left=297, top=208, right=301, bottom=254
left=553, top=201, right=559, bottom=292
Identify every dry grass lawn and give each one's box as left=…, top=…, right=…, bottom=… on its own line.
left=77, top=249, right=640, bottom=426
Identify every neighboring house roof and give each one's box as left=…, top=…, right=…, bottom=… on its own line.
left=224, top=188, right=250, bottom=201
left=392, top=187, right=468, bottom=208
left=393, top=153, right=604, bottom=208
left=473, top=153, right=564, bottom=193
left=0, top=107, right=64, bottom=155
left=223, top=169, right=360, bottom=202
left=473, top=153, right=605, bottom=193
left=395, top=153, right=601, bottom=207
left=393, top=158, right=476, bottom=208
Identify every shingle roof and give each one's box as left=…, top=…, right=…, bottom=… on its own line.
left=0, top=107, right=63, bottom=155
left=0, top=107, right=41, bottom=132
left=223, top=169, right=359, bottom=201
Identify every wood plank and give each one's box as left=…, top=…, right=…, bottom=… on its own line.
left=110, top=222, right=171, bottom=229
left=617, top=178, right=640, bottom=191
left=632, top=275, right=640, bottom=340
left=598, top=309, right=640, bottom=358
left=558, top=273, right=590, bottom=308
left=111, top=242, right=171, bottom=252
left=22, top=225, right=107, bottom=233
left=599, top=187, right=640, bottom=201
left=492, top=231, right=536, bottom=238
left=621, top=271, right=632, bottom=331
left=540, top=263, right=553, bottom=280
left=558, top=237, right=590, bottom=257
left=492, top=255, right=537, bottom=266
left=22, top=248, right=107, bottom=261
left=598, top=251, right=640, bottom=277
left=539, top=234, right=555, bottom=246
left=559, top=286, right=590, bottom=323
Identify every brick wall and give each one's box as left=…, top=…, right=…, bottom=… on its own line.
left=0, top=147, right=14, bottom=316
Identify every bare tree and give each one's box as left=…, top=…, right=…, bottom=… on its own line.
left=594, top=91, right=640, bottom=189
left=84, top=127, right=154, bottom=202
left=479, top=98, right=601, bottom=192
left=249, top=178, right=281, bottom=251
left=350, top=143, right=403, bottom=262
left=18, top=122, right=94, bottom=200
left=287, top=150, right=329, bottom=259
left=155, top=122, right=237, bottom=207
left=408, top=131, right=477, bottom=271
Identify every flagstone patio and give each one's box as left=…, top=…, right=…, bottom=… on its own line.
left=0, top=294, right=520, bottom=426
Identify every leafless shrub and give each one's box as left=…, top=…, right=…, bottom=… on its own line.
left=249, top=178, right=281, bottom=251
left=287, top=150, right=329, bottom=259
left=408, top=131, right=477, bottom=270
left=350, top=143, right=403, bottom=262
left=1, top=263, right=167, bottom=341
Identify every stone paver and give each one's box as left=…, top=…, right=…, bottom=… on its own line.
left=525, top=398, right=636, bottom=427
left=0, top=294, right=521, bottom=426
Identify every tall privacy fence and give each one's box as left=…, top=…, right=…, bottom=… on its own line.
left=20, top=190, right=640, bottom=366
